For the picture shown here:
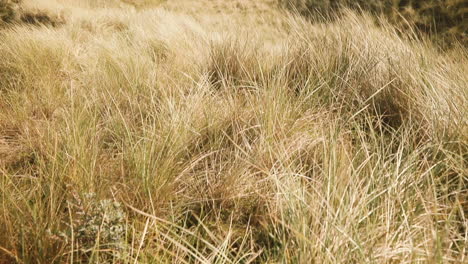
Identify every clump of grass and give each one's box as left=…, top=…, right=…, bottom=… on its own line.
left=0, top=0, right=20, bottom=24
left=19, top=10, right=65, bottom=27
left=207, top=37, right=266, bottom=91
left=0, top=0, right=65, bottom=27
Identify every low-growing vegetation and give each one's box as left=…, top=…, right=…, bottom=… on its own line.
left=0, top=0, right=20, bottom=24
left=0, top=0, right=466, bottom=263
left=280, top=0, right=467, bottom=46
left=0, top=0, right=65, bottom=27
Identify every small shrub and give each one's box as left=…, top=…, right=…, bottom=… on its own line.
left=69, top=193, right=127, bottom=263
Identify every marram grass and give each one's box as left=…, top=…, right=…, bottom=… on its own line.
left=0, top=0, right=466, bottom=263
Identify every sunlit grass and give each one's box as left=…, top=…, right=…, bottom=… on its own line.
left=0, top=0, right=466, bottom=263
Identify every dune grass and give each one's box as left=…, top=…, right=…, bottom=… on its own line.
left=0, top=0, right=466, bottom=263
left=280, top=0, right=467, bottom=47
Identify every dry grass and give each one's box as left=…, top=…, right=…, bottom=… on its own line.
left=0, top=0, right=20, bottom=24
left=280, top=0, right=468, bottom=46
left=0, top=0, right=467, bottom=263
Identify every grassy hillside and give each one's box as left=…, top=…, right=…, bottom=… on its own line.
left=280, top=0, right=467, bottom=46
left=0, top=0, right=467, bottom=263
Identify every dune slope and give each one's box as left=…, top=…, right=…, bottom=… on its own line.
left=0, top=0, right=467, bottom=263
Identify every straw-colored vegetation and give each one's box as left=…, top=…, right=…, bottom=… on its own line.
left=0, top=0, right=466, bottom=263
left=280, top=0, right=467, bottom=46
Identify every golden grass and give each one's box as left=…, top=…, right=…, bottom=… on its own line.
left=0, top=0, right=466, bottom=263
left=280, top=0, right=468, bottom=46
